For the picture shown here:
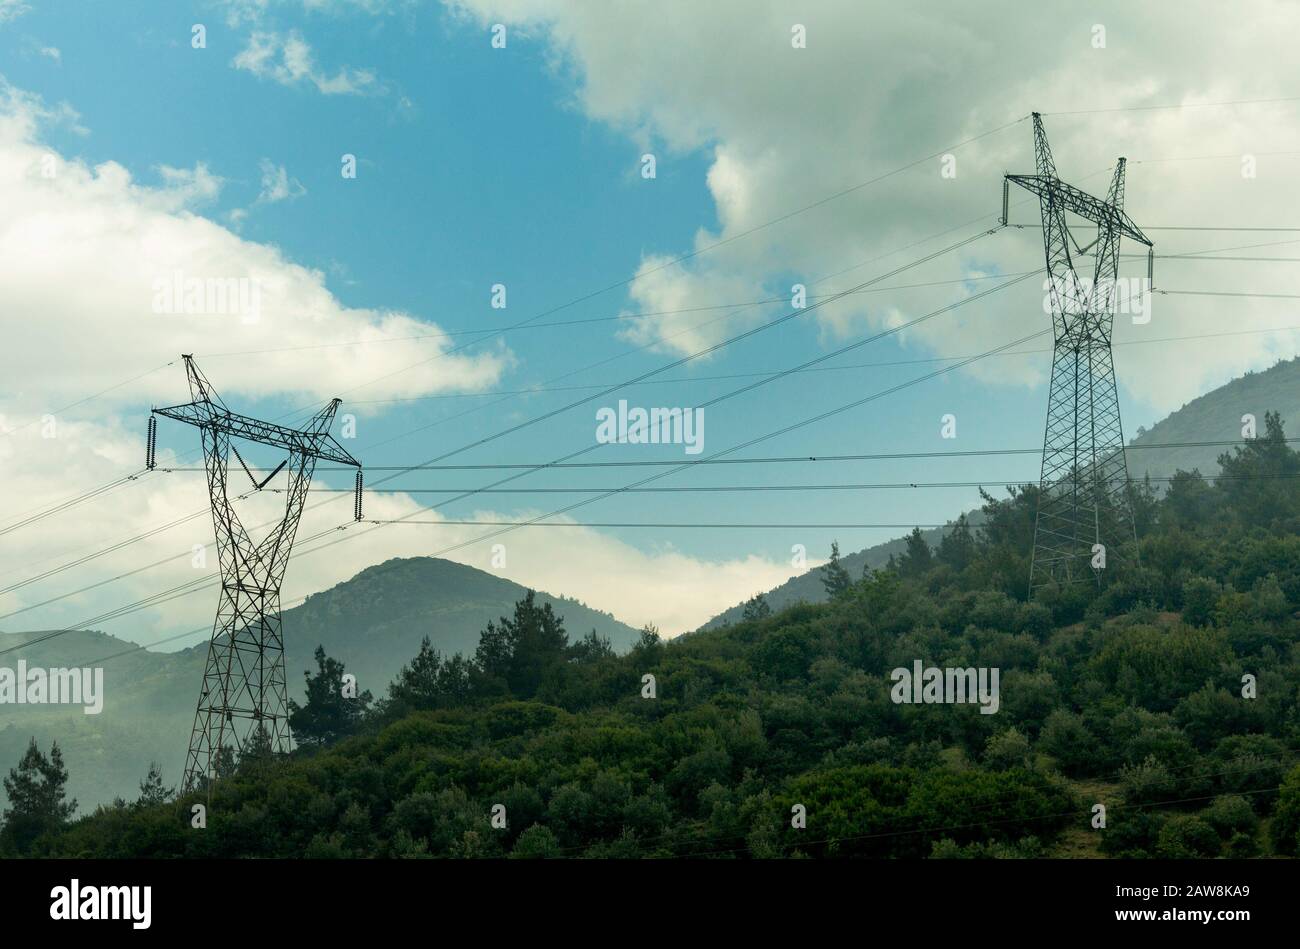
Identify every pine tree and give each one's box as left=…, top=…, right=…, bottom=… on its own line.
left=388, top=636, right=445, bottom=709
left=569, top=629, right=615, bottom=663
left=820, top=541, right=852, bottom=599
left=1, top=738, right=76, bottom=854
left=937, top=514, right=976, bottom=571
left=742, top=592, right=772, bottom=621
left=211, top=744, right=239, bottom=784
left=473, top=591, right=570, bottom=698
left=287, top=646, right=373, bottom=748
left=899, top=527, right=933, bottom=577
left=136, top=762, right=174, bottom=808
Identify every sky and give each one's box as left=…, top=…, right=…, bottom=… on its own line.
left=0, top=0, right=1299, bottom=645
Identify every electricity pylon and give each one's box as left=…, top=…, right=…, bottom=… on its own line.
left=1003, top=113, right=1153, bottom=594
left=153, top=356, right=360, bottom=792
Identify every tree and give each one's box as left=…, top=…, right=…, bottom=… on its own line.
left=819, top=542, right=852, bottom=600
left=899, top=527, right=933, bottom=578
left=630, top=624, right=664, bottom=667
left=238, top=723, right=278, bottom=779
left=510, top=824, right=562, bottom=859
left=1, top=738, right=76, bottom=854
left=1271, top=763, right=1300, bottom=856
left=212, top=744, right=239, bottom=782
left=1217, top=411, right=1300, bottom=527
left=937, top=514, right=976, bottom=571
left=474, top=590, right=570, bottom=698
left=385, top=636, right=471, bottom=710
left=742, top=592, right=772, bottom=622
left=136, top=762, right=174, bottom=808
left=287, top=646, right=373, bottom=748
left=569, top=629, right=615, bottom=663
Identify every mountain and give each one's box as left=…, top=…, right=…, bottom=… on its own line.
left=273, top=556, right=641, bottom=695
left=1126, top=356, right=1300, bottom=481
left=702, top=357, right=1300, bottom=629
left=0, top=557, right=641, bottom=812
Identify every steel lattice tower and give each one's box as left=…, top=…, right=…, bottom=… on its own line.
left=153, top=356, right=360, bottom=792
left=1004, top=114, right=1153, bottom=594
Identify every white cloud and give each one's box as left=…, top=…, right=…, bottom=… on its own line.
left=154, top=162, right=224, bottom=209
left=256, top=158, right=306, bottom=204
left=222, top=0, right=405, bottom=26
left=0, top=76, right=789, bottom=641
left=229, top=158, right=306, bottom=223
left=0, top=78, right=508, bottom=412
left=445, top=0, right=1300, bottom=416
left=0, top=0, right=29, bottom=25
left=233, top=30, right=382, bottom=96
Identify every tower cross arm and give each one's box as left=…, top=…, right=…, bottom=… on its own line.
left=152, top=402, right=360, bottom=467
left=1005, top=173, right=1152, bottom=246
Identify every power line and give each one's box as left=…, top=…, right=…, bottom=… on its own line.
left=277, top=321, right=1300, bottom=409
left=311, top=471, right=1300, bottom=496
left=11, top=429, right=1287, bottom=608
left=297, top=324, right=1055, bottom=569
left=0, top=472, right=149, bottom=540
left=331, top=118, right=1033, bottom=400
left=1156, top=288, right=1300, bottom=301
left=294, top=277, right=1150, bottom=570
left=186, top=224, right=1296, bottom=367
left=0, top=222, right=1018, bottom=620
left=0, top=508, right=210, bottom=596
left=9, top=115, right=1300, bottom=645
left=12, top=224, right=1299, bottom=642
left=193, top=437, right=1292, bottom=474
left=1142, top=225, right=1300, bottom=232
left=193, top=271, right=1038, bottom=360
left=0, top=360, right=175, bottom=441
left=356, top=226, right=1009, bottom=458
left=0, top=266, right=1037, bottom=649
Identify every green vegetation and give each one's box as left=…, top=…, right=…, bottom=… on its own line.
left=6, top=414, right=1300, bottom=859
left=0, top=558, right=642, bottom=813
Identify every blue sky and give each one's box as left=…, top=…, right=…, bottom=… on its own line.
left=1, top=0, right=1297, bottom=638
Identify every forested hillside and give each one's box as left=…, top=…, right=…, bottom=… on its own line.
left=0, top=557, right=641, bottom=812
left=8, top=414, right=1300, bottom=859
left=706, top=357, right=1300, bottom=630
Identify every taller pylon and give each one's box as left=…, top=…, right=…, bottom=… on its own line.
left=153, top=357, right=360, bottom=792
left=1005, top=114, right=1153, bottom=594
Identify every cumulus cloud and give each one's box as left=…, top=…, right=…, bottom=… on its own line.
left=0, top=75, right=795, bottom=641
left=445, top=0, right=1300, bottom=416
left=256, top=158, right=306, bottom=204
left=0, top=0, right=29, bottom=26
left=233, top=30, right=382, bottom=95
left=0, top=79, right=508, bottom=413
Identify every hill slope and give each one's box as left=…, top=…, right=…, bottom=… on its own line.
left=701, top=517, right=981, bottom=630
left=0, top=557, right=640, bottom=811
left=1127, top=356, right=1300, bottom=481
left=703, top=357, right=1300, bottom=629
left=36, top=419, right=1300, bottom=860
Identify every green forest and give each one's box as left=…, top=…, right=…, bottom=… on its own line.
left=5, top=413, right=1300, bottom=859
